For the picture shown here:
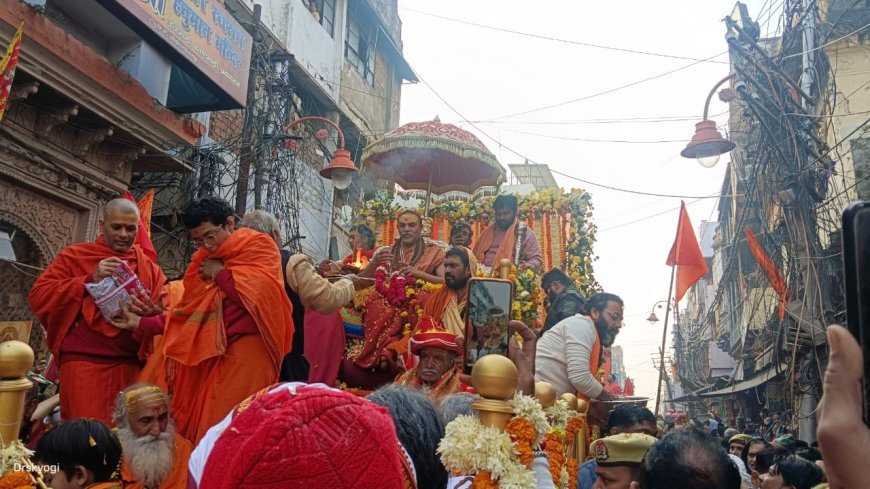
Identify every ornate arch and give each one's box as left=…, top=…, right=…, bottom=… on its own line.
left=0, top=211, right=50, bottom=266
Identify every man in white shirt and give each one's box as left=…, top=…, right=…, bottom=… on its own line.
left=535, top=292, right=624, bottom=424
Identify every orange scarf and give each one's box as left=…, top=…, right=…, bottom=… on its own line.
left=472, top=221, right=518, bottom=267
left=29, top=237, right=166, bottom=358
left=162, top=228, right=293, bottom=369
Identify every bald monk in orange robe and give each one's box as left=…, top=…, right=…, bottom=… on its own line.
left=114, top=196, right=293, bottom=444
left=112, top=383, right=193, bottom=489
left=29, top=198, right=166, bottom=424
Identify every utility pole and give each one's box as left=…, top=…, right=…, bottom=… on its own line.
left=235, top=4, right=262, bottom=216
left=794, top=0, right=821, bottom=443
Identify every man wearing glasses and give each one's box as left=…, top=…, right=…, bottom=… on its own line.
left=111, top=196, right=294, bottom=444
left=535, top=292, right=625, bottom=426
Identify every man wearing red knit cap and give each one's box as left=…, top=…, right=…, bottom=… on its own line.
left=188, top=383, right=415, bottom=489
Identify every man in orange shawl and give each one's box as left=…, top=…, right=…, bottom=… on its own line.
left=421, top=246, right=477, bottom=340
left=112, top=384, right=192, bottom=489
left=394, top=317, right=466, bottom=402
left=472, top=194, right=542, bottom=271
left=113, top=196, right=293, bottom=444
left=29, top=198, right=166, bottom=424
left=362, top=209, right=446, bottom=283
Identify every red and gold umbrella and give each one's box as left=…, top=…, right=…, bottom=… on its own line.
left=362, top=120, right=505, bottom=196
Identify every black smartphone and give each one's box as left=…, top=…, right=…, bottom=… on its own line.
left=842, top=201, right=870, bottom=426
left=464, top=278, right=514, bottom=374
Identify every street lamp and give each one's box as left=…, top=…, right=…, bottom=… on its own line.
left=646, top=301, right=668, bottom=325
left=681, top=74, right=737, bottom=168
left=283, top=116, right=358, bottom=190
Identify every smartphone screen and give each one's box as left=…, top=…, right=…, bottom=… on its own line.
left=464, top=279, right=514, bottom=373
left=842, top=202, right=870, bottom=426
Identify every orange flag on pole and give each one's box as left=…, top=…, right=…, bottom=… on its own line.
left=0, top=22, right=25, bottom=122
left=666, top=201, right=708, bottom=303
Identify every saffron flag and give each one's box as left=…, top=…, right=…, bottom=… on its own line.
left=623, top=377, right=635, bottom=396
left=0, top=22, right=24, bottom=122
left=666, top=201, right=708, bottom=303
left=124, top=191, right=158, bottom=261
left=744, top=227, right=790, bottom=320
left=137, top=189, right=155, bottom=238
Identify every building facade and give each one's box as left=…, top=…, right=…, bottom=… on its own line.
left=0, top=0, right=217, bottom=352
left=670, top=0, right=869, bottom=440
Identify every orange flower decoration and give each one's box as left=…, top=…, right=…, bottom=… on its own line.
left=545, top=432, right=566, bottom=484
left=505, top=417, right=536, bottom=467
left=0, top=471, right=32, bottom=489
left=566, top=415, right=584, bottom=439
left=567, top=457, right=580, bottom=489
left=471, top=471, right=498, bottom=489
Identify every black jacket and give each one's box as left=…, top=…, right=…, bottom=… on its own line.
left=540, top=287, right=585, bottom=335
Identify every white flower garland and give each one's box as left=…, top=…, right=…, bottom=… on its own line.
left=438, top=415, right=536, bottom=489
left=0, top=440, right=33, bottom=475
left=545, top=399, right=570, bottom=431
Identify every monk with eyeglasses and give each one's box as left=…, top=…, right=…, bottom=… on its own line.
left=111, top=196, right=293, bottom=444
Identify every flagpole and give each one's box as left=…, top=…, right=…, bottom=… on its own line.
left=654, top=265, right=676, bottom=416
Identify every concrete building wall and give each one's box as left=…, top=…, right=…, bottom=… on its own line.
left=340, top=46, right=400, bottom=139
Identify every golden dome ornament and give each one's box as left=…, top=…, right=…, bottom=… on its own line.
left=0, top=341, right=35, bottom=449
left=0, top=341, right=33, bottom=379
left=470, top=354, right=518, bottom=430
left=534, top=381, right=557, bottom=408
left=560, top=392, right=579, bottom=412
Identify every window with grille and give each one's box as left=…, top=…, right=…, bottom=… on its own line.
left=345, top=13, right=375, bottom=85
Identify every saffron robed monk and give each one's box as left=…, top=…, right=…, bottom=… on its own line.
left=472, top=194, right=542, bottom=271
left=361, top=209, right=447, bottom=284
left=29, top=198, right=166, bottom=424
left=341, top=209, right=448, bottom=388
left=112, top=196, right=294, bottom=444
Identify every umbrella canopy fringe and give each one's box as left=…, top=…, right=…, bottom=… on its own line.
left=362, top=135, right=501, bottom=171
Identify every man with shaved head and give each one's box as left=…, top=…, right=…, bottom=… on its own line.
left=30, top=196, right=166, bottom=424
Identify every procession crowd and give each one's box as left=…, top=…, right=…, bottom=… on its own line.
left=12, top=194, right=869, bottom=489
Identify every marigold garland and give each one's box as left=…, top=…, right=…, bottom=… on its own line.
left=471, top=471, right=498, bottom=489
left=504, top=418, right=535, bottom=467
left=510, top=393, right=549, bottom=447
left=0, top=471, right=31, bottom=489
left=566, top=458, right=579, bottom=489
left=565, top=415, right=583, bottom=440
left=544, top=431, right=566, bottom=486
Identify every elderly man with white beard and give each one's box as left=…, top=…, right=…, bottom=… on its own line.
left=112, top=384, right=193, bottom=489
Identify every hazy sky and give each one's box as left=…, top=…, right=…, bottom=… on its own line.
left=396, top=0, right=781, bottom=403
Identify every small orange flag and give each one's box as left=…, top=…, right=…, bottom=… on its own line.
left=137, top=189, right=155, bottom=238
left=124, top=191, right=157, bottom=261
left=0, top=22, right=25, bottom=122
left=666, top=201, right=709, bottom=303
left=744, top=227, right=790, bottom=320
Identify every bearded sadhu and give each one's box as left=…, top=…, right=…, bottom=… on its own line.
left=112, top=384, right=192, bottom=489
